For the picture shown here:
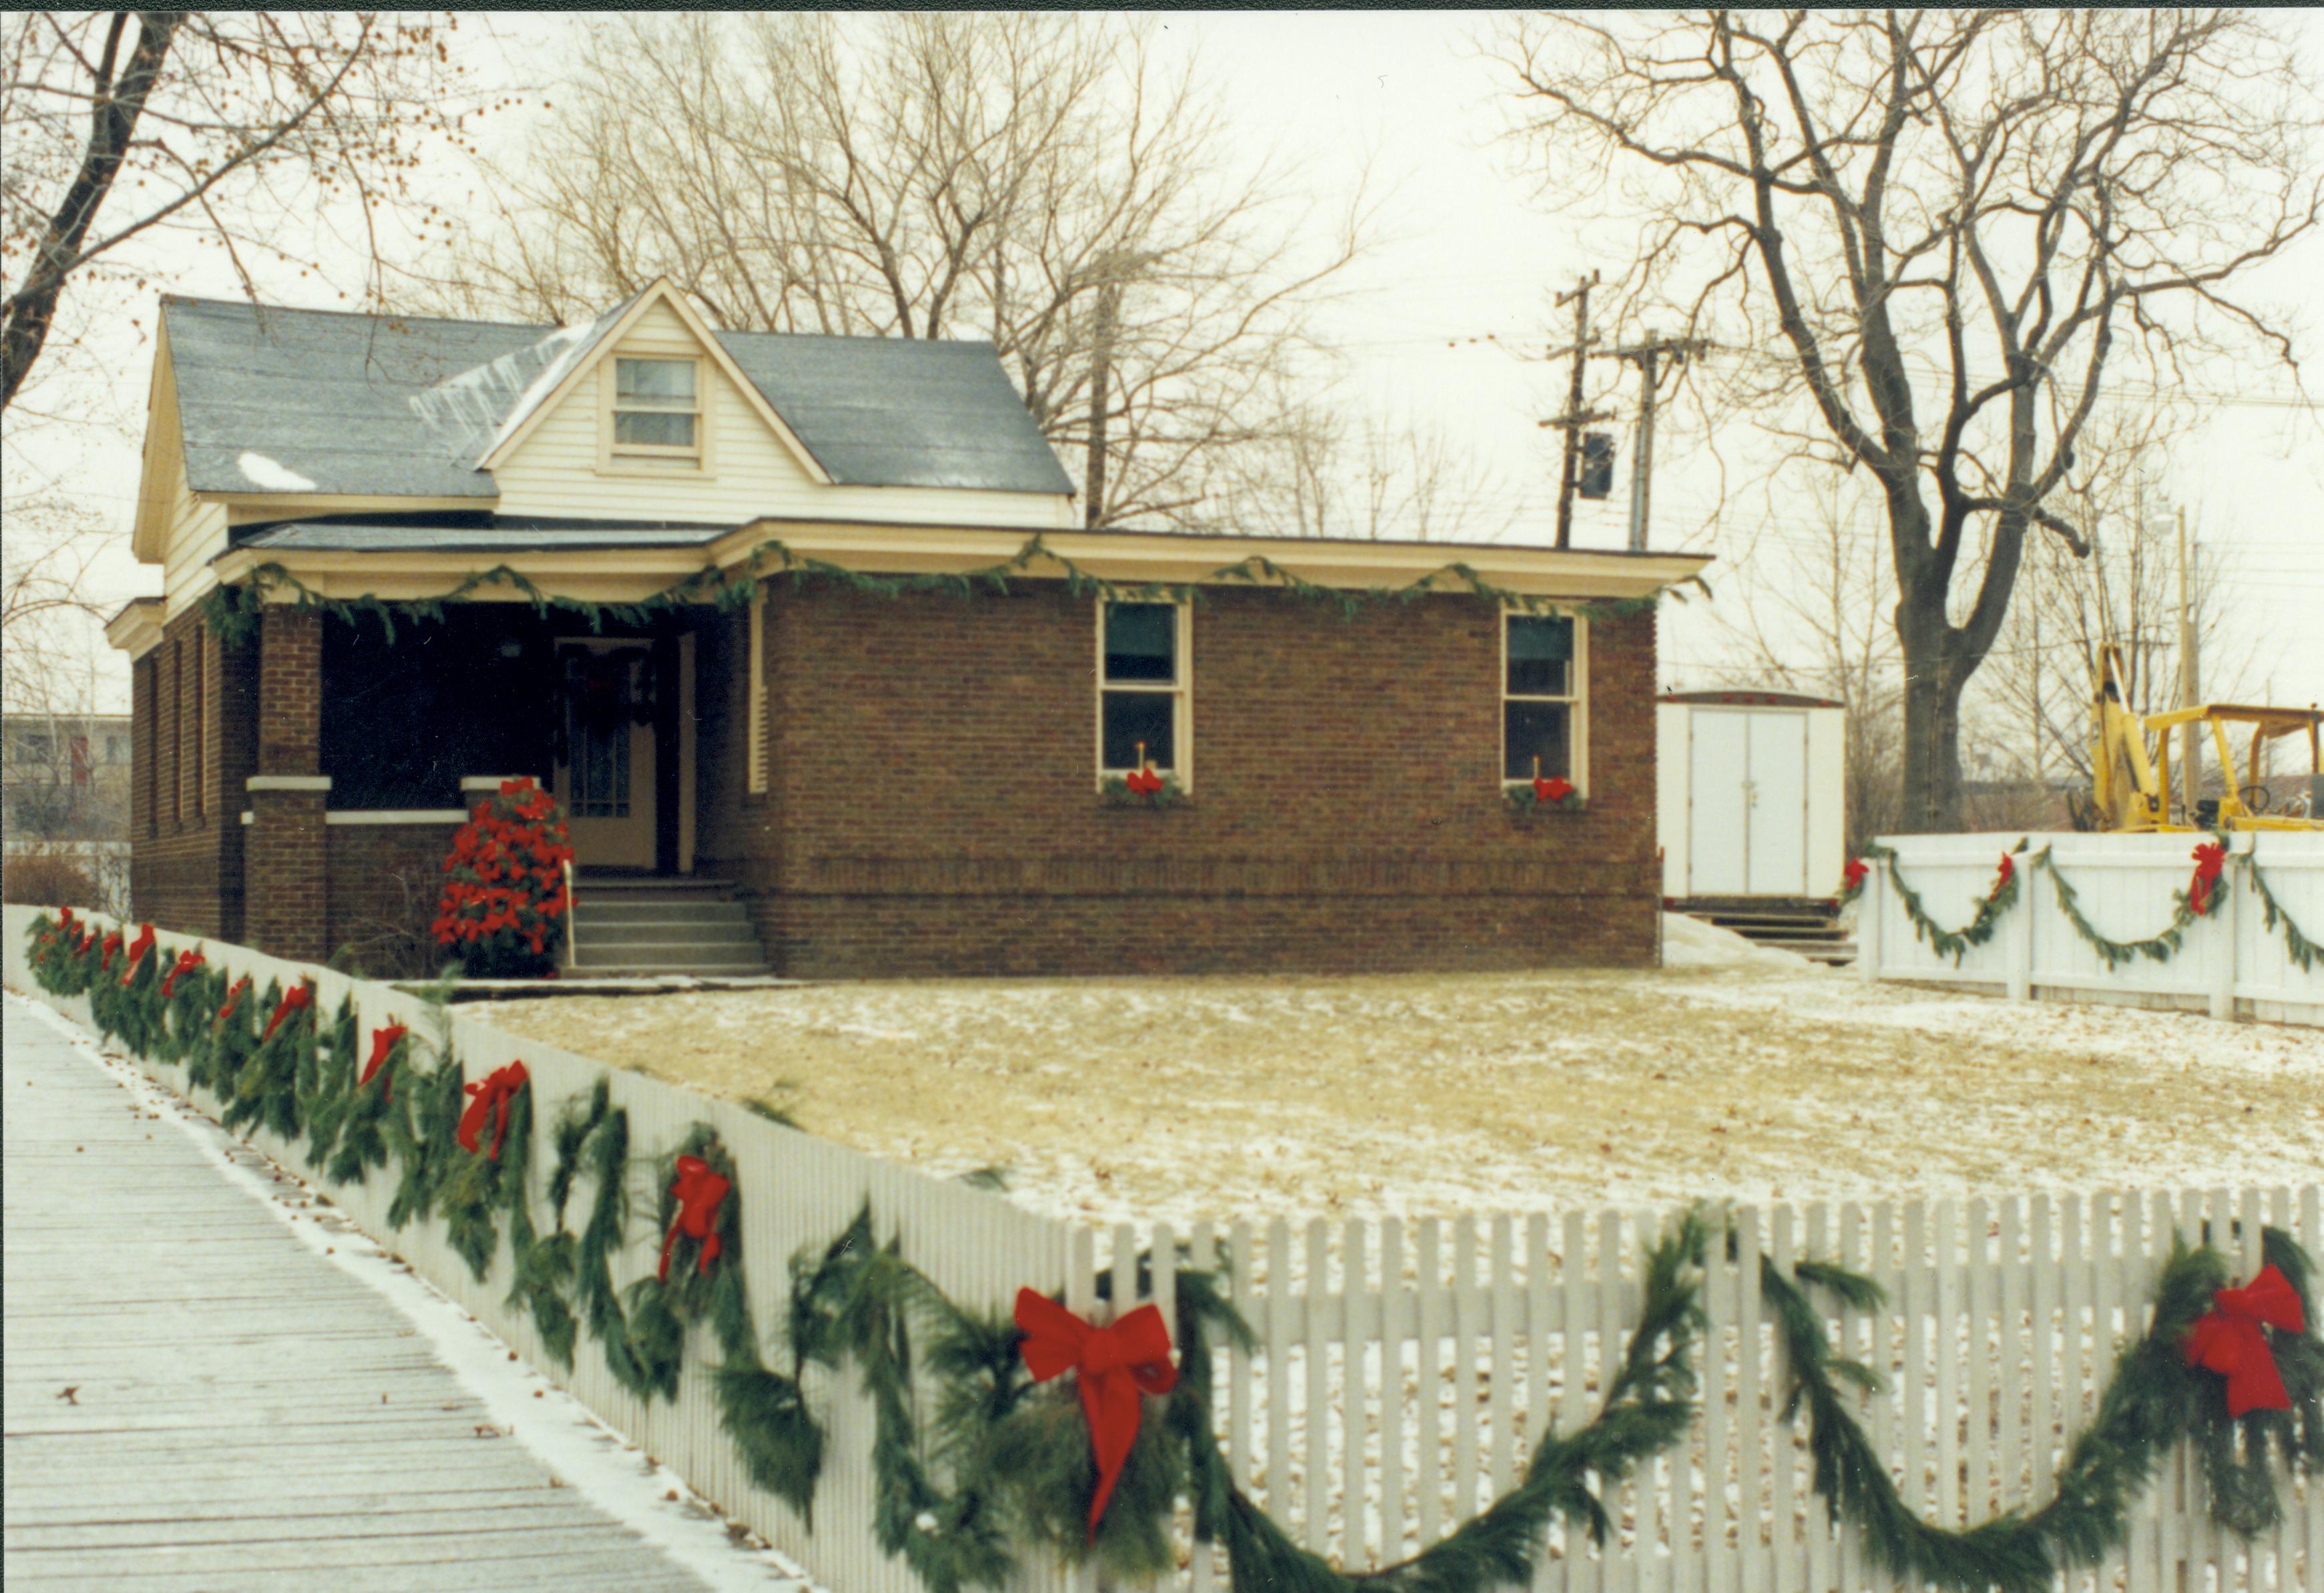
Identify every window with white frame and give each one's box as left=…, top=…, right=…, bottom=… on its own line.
left=610, top=357, right=700, bottom=458
left=1501, top=611, right=1584, bottom=784
left=1096, top=601, right=1188, bottom=780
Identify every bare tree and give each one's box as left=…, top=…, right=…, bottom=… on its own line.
left=1200, top=403, right=1523, bottom=543
left=417, top=13, right=1377, bottom=529
left=1496, top=9, right=2321, bottom=830
left=1972, top=412, right=2258, bottom=815
left=1, top=11, right=481, bottom=411
left=1706, top=467, right=1908, bottom=851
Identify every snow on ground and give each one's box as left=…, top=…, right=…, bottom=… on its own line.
left=472, top=925, right=2324, bottom=1228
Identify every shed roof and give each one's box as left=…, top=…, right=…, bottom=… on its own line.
left=160, top=296, right=1076, bottom=501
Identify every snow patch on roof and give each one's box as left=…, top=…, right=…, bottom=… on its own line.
left=406, top=298, right=631, bottom=469
left=235, top=451, right=317, bottom=492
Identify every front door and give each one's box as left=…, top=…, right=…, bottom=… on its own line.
left=553, top=640, right=657, bottom=870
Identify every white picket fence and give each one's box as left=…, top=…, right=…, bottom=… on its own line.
left=7, top=905, right=2318, bottom=1593
left=1857, top=831, right=2324, bottom=1028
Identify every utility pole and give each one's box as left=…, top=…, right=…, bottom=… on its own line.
left=1608, top=333, right=1708, bottom=552
left=1083, top=275, right=1120, bottom=529
left=2176, top=505, right=2200, bottom=817
left=1548, top=271, right=1600, bottom=550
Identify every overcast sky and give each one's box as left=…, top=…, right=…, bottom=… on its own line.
left=15, top=9, right=2322, bottom=720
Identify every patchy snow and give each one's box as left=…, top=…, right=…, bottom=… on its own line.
left=408, top=310, right=618, bottom=464
left=15, top=995, right=813, bottom=1593
left=471, top=960, right=2324, bottom=1230
left=234, top=450, right=316, bottom=491
left=1659, top=911, right=1817, bottom=970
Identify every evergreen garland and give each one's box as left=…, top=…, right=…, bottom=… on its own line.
left=199, top=535, right=1710, bottom=648
left=1766, top=1228, right=2323, bottom=1593
left=1865, top=840, right=2028, bottom=965
left=2036, top=847, right=2213, bottom=970
left=1098, top=773, right=1190, bottom=809
left=2242, top=851, right=2321, bottom=973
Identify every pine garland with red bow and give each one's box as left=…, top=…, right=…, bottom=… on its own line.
left=456, top=1061, right=530, bottom=1161
left=1013, top=1291, right=1180, bottom=1542
left=118, top=923, right=158, bottom=986
left=1100, top=748, right=1186, bottom=809
left=2186, top=840, right=2230, bottom=918
left=2184, top=1262, right=2307, bottom=1418
left=1771, top=1223, right=2323, bottom=1586
left=1857, top=841, right=2027, bottom=964
left=261, top=980, right=314, bottom=1042
left=160, top=948, right=206, bottom=999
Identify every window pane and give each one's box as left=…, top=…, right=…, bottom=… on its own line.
left=1503, top=700, right=1571, bottom=780
left=1104, top=603, right=1176, bottom=682
left=1507, top=615, right=1572, bottom=696
left=616, top=358, right=694, bottom=402
left=1102, top=690, right=1174, bottom=770
left=614, top=410, right=698, bottom=447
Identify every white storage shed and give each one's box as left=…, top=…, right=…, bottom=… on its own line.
left=1657, top=690, right=1847, bottom=903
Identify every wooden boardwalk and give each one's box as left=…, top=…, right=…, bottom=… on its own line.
left=2, top=1003, right=728, bottom=1592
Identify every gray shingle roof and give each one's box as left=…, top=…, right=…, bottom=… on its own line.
left=161, top=296, right=1074, bottom=501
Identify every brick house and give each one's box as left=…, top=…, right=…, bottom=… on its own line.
left=107, top=281, right=1708, bottom=977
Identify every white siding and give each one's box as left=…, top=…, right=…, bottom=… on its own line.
left=492, top=304, right=1074, bottom=529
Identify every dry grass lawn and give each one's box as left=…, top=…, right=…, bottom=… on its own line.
left=470, top=960, right=2323, bottom=1226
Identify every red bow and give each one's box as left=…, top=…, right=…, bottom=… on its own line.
left=261, top=981, right=314, bottom=1042
left=1014, top=1290, right=1180, bottom=1542
left=120, top=924, right=158, bottom=985
left=1533, top=774, right=1574, bottom=804
left=1993, top=852, right=2016, bottom=893
left=2184, top=1263, right=2306, bottom=1418
left=58, top=907, right=76, bottom=929
left=1124, top=766, right=1164, bottom=796
left=455, top=1062, right=529, bottom=1160
left=658, top=1154, right=731, bottom=1281
left=99, top=931, right=122, bottom=969
left=216, top=975, right=252, bottom=1028
left=1843, top=857, right=1871, bottom=891
left=361, top=1026, right=407, bottom=1101
left=160, top=949, right=206, bottom=998
left=2188, top=841, right=2229, bottom=916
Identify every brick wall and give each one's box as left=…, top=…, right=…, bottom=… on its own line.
left=326, top=821, right=460, bottom=977
left=748, top=583, right=1660, bottom=977
left=241, top=606, right=326, bottom=960
left=130, top=607, right=251, bottom=940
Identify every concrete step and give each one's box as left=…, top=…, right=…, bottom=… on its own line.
left=571, top=902, right=753, bottom=929
left=571, top=919, right=758, bottom=947
left=572, top=940, right=768, bottom=969
left=571, top=878, right=738, bottom=904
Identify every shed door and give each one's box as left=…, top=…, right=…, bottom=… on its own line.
left=1686, top=710, right=1751, bottom=895
left=1744, top=712, right=1809, bottom=895
left=1686, top=708, right=1810, bottom=896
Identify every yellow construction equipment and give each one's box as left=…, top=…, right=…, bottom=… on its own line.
left=2086, top=645, right=2322, bottom=832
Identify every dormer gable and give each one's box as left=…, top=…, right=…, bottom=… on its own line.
left=477, top=279, right=831, bottom=486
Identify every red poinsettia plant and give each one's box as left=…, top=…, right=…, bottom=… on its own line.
left=431, top=776, right=575, bottom=978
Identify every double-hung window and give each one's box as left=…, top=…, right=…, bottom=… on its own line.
left=610, top=357, right=700, bottom=461
left=1501, top=611, right=1585, bottom=786
left=1097, top=601, right=1189, bottom=782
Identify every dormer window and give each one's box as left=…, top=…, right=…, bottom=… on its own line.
left=610, top=357, right=700, bottom=459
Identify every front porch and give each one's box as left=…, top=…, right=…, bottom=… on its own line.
left=243, top=602, right=767, bottom=976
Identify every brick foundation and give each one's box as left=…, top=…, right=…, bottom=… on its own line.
left=326, top=821, right=462, bottom=977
